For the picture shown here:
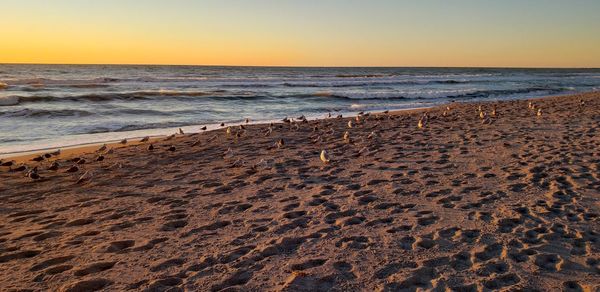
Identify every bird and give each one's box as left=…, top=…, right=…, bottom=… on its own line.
left=96, top=155, right=105, bottom=162
left=43, top=153, right=52, bottom=159
left=337, top=114, right=343, bottom=119
left=66, top=165, right=79, bottom=173
left=77, top=159, right=86, bottom=165
left=327, top=112, right=332, bottom=118
left=220, top=122, right=225, bottom=127
left=48, top=162, right=59, bottom=171
left=50, top=149, right=61, bottom=156
left=442, top=111, right=448, bottom=117
left=282, top=117, right=291, bottom=123
left=97, top=144, right=107, bottom=152
left=106, top=148, right=114, bottom=155
left=226, top=127, right=232, bottom=135
left=479, top=111, right=486, bottom=119
left=76, top=171, right=92, bottom=184
left=168, top=145, right=176, bottom=152
left=383, top=110, right=389, bottom=114
left=140, top=136, right=150, bottom=143
left=276, top=138, right=285, bottom=148
left=537, top=108, right=542, bottom=117
left=343, top=131, right=350, bottom=142
left=200, top=126, right=207, bottom=131
left=418, top=118, right=424, bottom=129
left=264, top=127, right=273, bottom=137
left=245, top=118, right=250, bottom=123
left=12, top=164, right=27, bottom=172
left=120, top=139, right=127, bottom=145
left=179, top=128, right=184, bottom=135
left=239, top=124, right=246, bottom=130
left=27, top=170, right=40, bottom=180
left=31, top=155, right=44, bottom=162
left=320, top=150, right=330, bottom=163
left=491, top=106, right=497, bottom=117
left=1, top=160, right=14, bottom=167
left=147, top=144, right=155, bottom=151
left=347, top=120, right=353, bottom=128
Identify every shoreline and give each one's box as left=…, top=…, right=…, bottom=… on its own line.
left=1, top=90, right=594, bottom=162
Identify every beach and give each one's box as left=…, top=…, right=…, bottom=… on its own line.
left=0, top=91, right=599, bottom=291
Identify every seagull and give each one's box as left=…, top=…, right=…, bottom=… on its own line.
left=31, top=155, right=44, bottom=162
left=276, top=138, right=285, bottom=148
left=76, top=171, right=92, bottom=184
left=48, top=162, right=59, bottom=171
left=337, top=114, right=343, bottom=119
left=239, top=124, right=245, bottom=130
left=96, top=155, right=105, bottom=162
left=327, top=112, right=332, bottom=118
left=168, top=145, right=176, bottom=152
left=442, top=111, right=448, bottom=117
left=140, top=136, right=150, bottom=143
left=343, top=131, right=350, bottom=142
left=383, top=110, right=389, bottom=114
left=97, top=144, right=107, bottom=152
left=27, top=169, right=40, bottom=180
left=418, top=118, right=424, bottom=129
left=12, top=164, right=27, bottom=172
left=282, top=117, right=291, bottom=124
left=537, top=108, right=542, bottom=117
left=320, top=150, right=331, bottom=163
left=264, top=127, right=273, bottom=137
left=120, top=139, right=127, bottom=145
left=220, top=122, right=225, bottom=127
left=50, top=149, right=61, bottom=156
left=179, top=128, right=184, bottom=135
left=43, top=153, right=52, bottom=159
left=147, top=144, right=155, bottom=151
left=1, top=160, right=14, bottom=167
left=245, top=118, right=250, bottom=123
left=479, top=111, right=485, bottom=119
left=200, top=126, right=207, bottom=131
left=348, top=120, right=353, bottom=128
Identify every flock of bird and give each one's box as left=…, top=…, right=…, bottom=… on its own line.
left=0, top=100, right=551, bottom=183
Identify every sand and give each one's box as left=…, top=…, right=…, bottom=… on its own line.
left=0, top=92, right=598, bottom=291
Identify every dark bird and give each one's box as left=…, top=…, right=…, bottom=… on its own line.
left=66, top=165, right=79, bottom=173
left=147, top=144, right=155, bottom=151
left=200, top=126, right=207, bottom=131
left=12, top=164, right=27, bottom=172
left=43, top=153, right=52, bottom=159
left=31, top=155, right=44, bottom=162
left=120, top=139, right=127, bottom=145
left=77, top=159, right=86, bottom=165
left=48, top=162, right=59, bottom=171
left=27, top=170, right=40, bottom=180
left=220, top=122, right=225, bottom=127
left=140, top=136, right=150, bottom=143
left=1, top=160, right=14, bottom=167
left=96, top=155, right=105, bottom=162
left=168, top=145, right=176, bottom=152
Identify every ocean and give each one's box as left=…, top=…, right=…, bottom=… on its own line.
left=1, top=65, right=599, bottom=155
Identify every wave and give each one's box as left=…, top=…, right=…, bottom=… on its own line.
left=2, top=77, right=119, bottom=88
left=5, top=90, right=218, bottom=105
left=0, top=108, right=94, bottom=118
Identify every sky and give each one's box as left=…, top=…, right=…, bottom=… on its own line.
left=1, top=0, right=599, bottom=67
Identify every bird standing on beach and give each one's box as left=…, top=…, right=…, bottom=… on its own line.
left=27, top=169, right=40, bottom=180
left=147, top=144, right=154, bottom=151
left=418, top=118, right=425, bottom=129
left=48, top=162, right=59, bottom=171
left=120, top=139, right=127, bottom=145
left=343, top=131, right=350, bottom=142
left=226, top=127, right=232, bottom=135
left=140, top=136, right=150, bottom=143
left=320, top=150, right=331, bottom=163
left=179, top=128, right=184, bottom=135
left=479, top=111, right=486, bottom=120
left=348, top=120, right=353, bottom=128
left=97, top=144, right=107, bottom=152
left=491, top=106, right=497, bottom=117
left=200, top=126, right=207, bottom=131
left=537, top=108, right=542, bottom=117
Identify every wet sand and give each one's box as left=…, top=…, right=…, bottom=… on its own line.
left=0, top=92, right=599, bottom=291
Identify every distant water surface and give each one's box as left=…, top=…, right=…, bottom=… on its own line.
left=1, top=65, right=599, bottom=155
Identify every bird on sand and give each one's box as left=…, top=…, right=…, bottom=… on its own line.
left=48, top=162, right=59, bottom=171
left=276, top=138, right=285, bottom=148
left=120, top=139, right=127, bottom=145
left=226, top=127, right=232, bottom=135
left=179, top=128, right=184, bottom=135
left=12, top=164, right=27, bottom=172
left=491, top=106, right=497, bottom=117
left=343, top=131, right=350, bottom=142
left=479, top=111, right=486, bottom=120
left=383, top=110, right=389, bottom=114
left=31, top=155, right=44, bottom=162
left=147, top=144, right=154, bottom=151
left=77, top=171, right=92, bottom=184
left=140, top=136, right=150, bottom=143
left=1, top=160, right=14, bottom=167
left=50, top=149, right=61, bottom=156
left=537, top=108, right=542, bottom=117
left=348, top=120, right=353, bottom=128
left=220, top=122, right=225, bottom=127
left=106, top=148, right=114, bottom=155
left=97, top=144, right=107, bottom=152
left=96, top=155, right=105, bottom=162
left=168, top=145, right=176, bottom=152
left=66, top=165, right=79, bottom=173
left=245, top=118, right=250, bottom=123
left=337, top=114, right=343, bottom=119
left=418, top=118, right=425, bottom=129
left=282, top=117, right=291, bottom=124
left=320, top=150, right=331, bottom=163
left=27, top=169, right=40, bottom=180
left=200, top=126, right=207, bottom=131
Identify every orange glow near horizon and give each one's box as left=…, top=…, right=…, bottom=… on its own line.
left=1, top=0, right=599, bottom=68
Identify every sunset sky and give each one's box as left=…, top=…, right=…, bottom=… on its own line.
left=2, top=0, right=599, bottom=67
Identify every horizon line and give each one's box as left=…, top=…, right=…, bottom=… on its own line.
left=0, top=62, right=598, bottom=70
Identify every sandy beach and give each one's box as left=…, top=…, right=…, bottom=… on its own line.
left=0, top=92, right=598, bottom=291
